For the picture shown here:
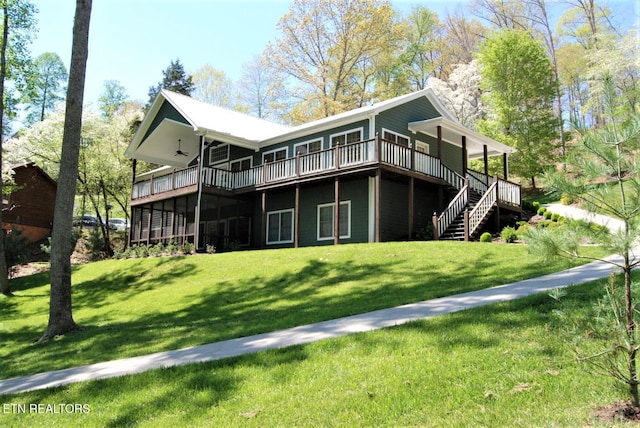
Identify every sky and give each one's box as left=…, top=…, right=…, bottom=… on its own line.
left=29, top=0, right=639, bottom=111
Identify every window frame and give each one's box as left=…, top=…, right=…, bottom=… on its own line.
left=266, top=208, right=295, bottom=245
left=329, top=128, right=363, bottom=148
left=382, top=128, right=410, bottom=147
left=209, top=144, right=230, bottom=165
left=294, top=138, right=323, bottom=156
left=262, top=147, right=288, bottom=164
left=230, top=156, right=253, bottom=172
left=416, top=140, right=430, bottom=154
left=317, top=200, right=351, bottom=241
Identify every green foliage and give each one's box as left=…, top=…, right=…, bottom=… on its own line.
left=537, top=207, right=547, bottom=216
left=23, top=52, right=68, bottom=124
left=4, top=228, right=29, bottom=275
left=551, top=213, right=560, bottom=222
left=531, top=201, right=540, bottom=211
left=500, top=226, right=518, bottom=243
left=477, top=29, right=560, bottom=187
left=146, top=59, right=194, bottom=109
left=182, top=241, right=194, bottom=255
left=560, top=194, right=575, bottom=205
left=479, top=232, right=492, bottom=242
left=416, top=223, right=434, bottom=240
left=543, top=210, right=553, bottom=219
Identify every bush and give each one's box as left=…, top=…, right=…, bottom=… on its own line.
left=537, top=207, right=547, bottom=216
left=479, top=232, right=493, bottom=242
left=544, top=210, right=553, bottom=219
left=182, top=241, right=194, bottom=255
left=532, top=201, right=540, bottom=211
left=560, top=194, right=575, bottom=205
left=500, top=226, right=518, bottom=243
left=551, top=213, right=560, bottom=222
left=416, top=224, right=434, bottom=241
left=5, top=229, right=29, bottom=277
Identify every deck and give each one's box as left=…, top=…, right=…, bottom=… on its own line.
left=131, top=137, right=521, bottom=209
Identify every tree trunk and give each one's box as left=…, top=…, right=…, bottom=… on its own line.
left=0, top=2, right=11, bottom=296
left=40, top=0, right=92, bottom=341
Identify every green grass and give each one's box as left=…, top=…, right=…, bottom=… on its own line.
left=1, top=242, right=605, bottom=381
left=0, top=278, right=632, bottom=427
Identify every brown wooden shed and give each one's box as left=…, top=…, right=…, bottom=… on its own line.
left=3, top=162, right=57, bottom=242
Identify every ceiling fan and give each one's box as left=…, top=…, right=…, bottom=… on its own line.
left=175, top=139, right=189, bottom=157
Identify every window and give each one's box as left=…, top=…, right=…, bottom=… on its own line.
left=209, top=145, right=229, bottom=165
left=267, top=209, right=294, bottom=244
left=416, top=141, right=430, bottom=154
left=263, top=147, right=287, bottom=163
left=317, top=201, right=351, bottom=241
left=294, top=139, right=322, bottom=155
left=383, top=129, right=410, bottom=146
left=230, top=156, right=252, bottom=172
left=330, top=129, right=362, bottom=147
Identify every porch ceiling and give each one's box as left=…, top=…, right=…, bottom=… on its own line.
left=408, top=117, right=515, bottom=159
left=133, top=119, right=201, bottom=168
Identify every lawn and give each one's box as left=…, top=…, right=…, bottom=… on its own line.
left=0, top=277, right=631, bottom=427
left=1, top=242, right=605, bottom=381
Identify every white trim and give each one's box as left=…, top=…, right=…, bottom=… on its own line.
left=294, top=137, right=323, bottom=155
left=381, top=128, right=410, bottom=146
left=262, top=146, right=288, bottom=163
left=230, top=155, right=253, bottom=171
left=317, top=200, right=351, bottom=241
left=329, top=128, right=364, bottom=147
left=266, top=208, right=295, bottom=245
left=209, top=144, right=230, bottom=165
left=416, top=140, right=430, bottom=154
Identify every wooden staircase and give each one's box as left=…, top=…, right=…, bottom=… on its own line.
left=434, top=169, right=501, bottom=242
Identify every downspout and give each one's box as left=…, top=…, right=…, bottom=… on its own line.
left=194, top=134, right=205, bottom=251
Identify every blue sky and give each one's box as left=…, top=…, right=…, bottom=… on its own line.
left=30, top=0, right=638, bottom=110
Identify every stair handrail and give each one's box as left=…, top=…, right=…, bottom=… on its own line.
left=436, top=182, right=469, bottom=238
left=467, top=180, right=498, bottom=238
left=466, top=171, right=489, bottom=194
left=440, top=163, right=465, bottom=190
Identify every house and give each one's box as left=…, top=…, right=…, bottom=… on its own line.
left=2, top=162, right=57, bottom=242
left=125, top=88, right=521, bottom=252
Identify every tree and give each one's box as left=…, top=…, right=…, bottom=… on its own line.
left=192, top=64, right=239, bottom=109
left=24, top=52, right=67, bottom=124
left=477, top=29, right=559, bottom=188
left=527, top=77, right=640, bottom=406
left=240, top=53, right=287, bottom=122
left=266, top=0, right=400, bottom=122
left=40, top=0, right=92, bottom=341
left=146, top=58, right=193, bottom=109
left=0, top=0, right=36, bottom=296
left=98, top=79, right=127, bottom=119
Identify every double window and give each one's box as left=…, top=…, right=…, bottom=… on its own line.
left=383, top=129, right=410, bottom=147
left=263, top=148, right=287, bottom=163
left=230, top=156, right=252, bottom=172
left=317, top=201, right=351, bottom=240
left=209, top=145, right=229, bottom=165
left=330, top=129, right=362, bottom=147
left=294, top=139, right=322, bottom=155
left=266, top=209, right=294, bottom=244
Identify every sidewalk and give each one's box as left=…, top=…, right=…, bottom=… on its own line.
left=0, top=206, right=630, bottom=396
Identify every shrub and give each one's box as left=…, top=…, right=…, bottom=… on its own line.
left=479, top=232, right=492, bottom=242
left=551, top=213, right=560, bottom=222
left=182, top=241, right=194, bottom=255
left=206, top=244, right=216, bottom=254
left=500, top=226, right=518, bottom=243
left=416, top=224, right=434, bottom=240
left=537, top=207, right=547, bottom=216
left=515, top=222, right=530, bottom=237
left=5, top=229, right=30, bottom=277
left=560, top=194, right=575, bottom=205
left=544, top=210, right=553, bottom=219
left=148, top=242, right=164, bottom=257
left=532, top=201, right=540, bottom=211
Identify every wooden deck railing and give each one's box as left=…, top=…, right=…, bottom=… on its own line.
left=131, top=138, right=521, bottom=217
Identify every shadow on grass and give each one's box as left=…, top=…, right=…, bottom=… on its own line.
left=1, top=244, right=588, bottom=380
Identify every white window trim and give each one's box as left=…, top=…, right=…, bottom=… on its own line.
left=416, top=140, right=430, bottom=154
left=294, top=138, right=323, bottom=155
left=329, top=127, right=364, bottom=147
left=209, top=144, right=230, bottom=165
left=266, top=208, right=295, bottom=245
left=262, top=147, right=288, bottom=163
left=382, top=128, right=410, bottom=145
left=230, top=155, right=253, bottom=171
left=317, top=200, right=351, bottom=241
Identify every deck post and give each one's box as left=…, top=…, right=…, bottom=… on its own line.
left=503, top=153, right=508, bottom=180
left=408, top=177, right=414, bottom=239
left=334, top=177, right=340, bottom=245
left=432, top=212, right=439, bottom=240
left=437, top=126, right=443, bottom=159
left=194, top=135, right=205, bottom=251
left=463, top=209, right=469, bottom=242
left=261, top=191, right=267, bottom=249
left=375, top=170, right=381, bottom=242
left=483, top=145, right=489, bottom=177
left=294, top=184, right=300, bottom=248
left=461, top=136, right=467, bottom=176
left=374, top=132, right=380, bottom=163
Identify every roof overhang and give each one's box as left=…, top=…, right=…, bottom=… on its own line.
left=130, top=119, right=201, bottom=168
left=408, top=117, right=516, bottom=159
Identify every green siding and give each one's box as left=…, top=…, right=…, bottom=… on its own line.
left=257, top=119, right=371, bottom=165
left=376, top=96, right=439, bottom=143
left=441, top=142, right=463, bottom=174
left=141, top=101, right=190, bottom=143
left=380, top=178, right=409, bottom=241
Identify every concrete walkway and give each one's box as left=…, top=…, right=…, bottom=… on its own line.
left=0, top=205, right=632, bottom=396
